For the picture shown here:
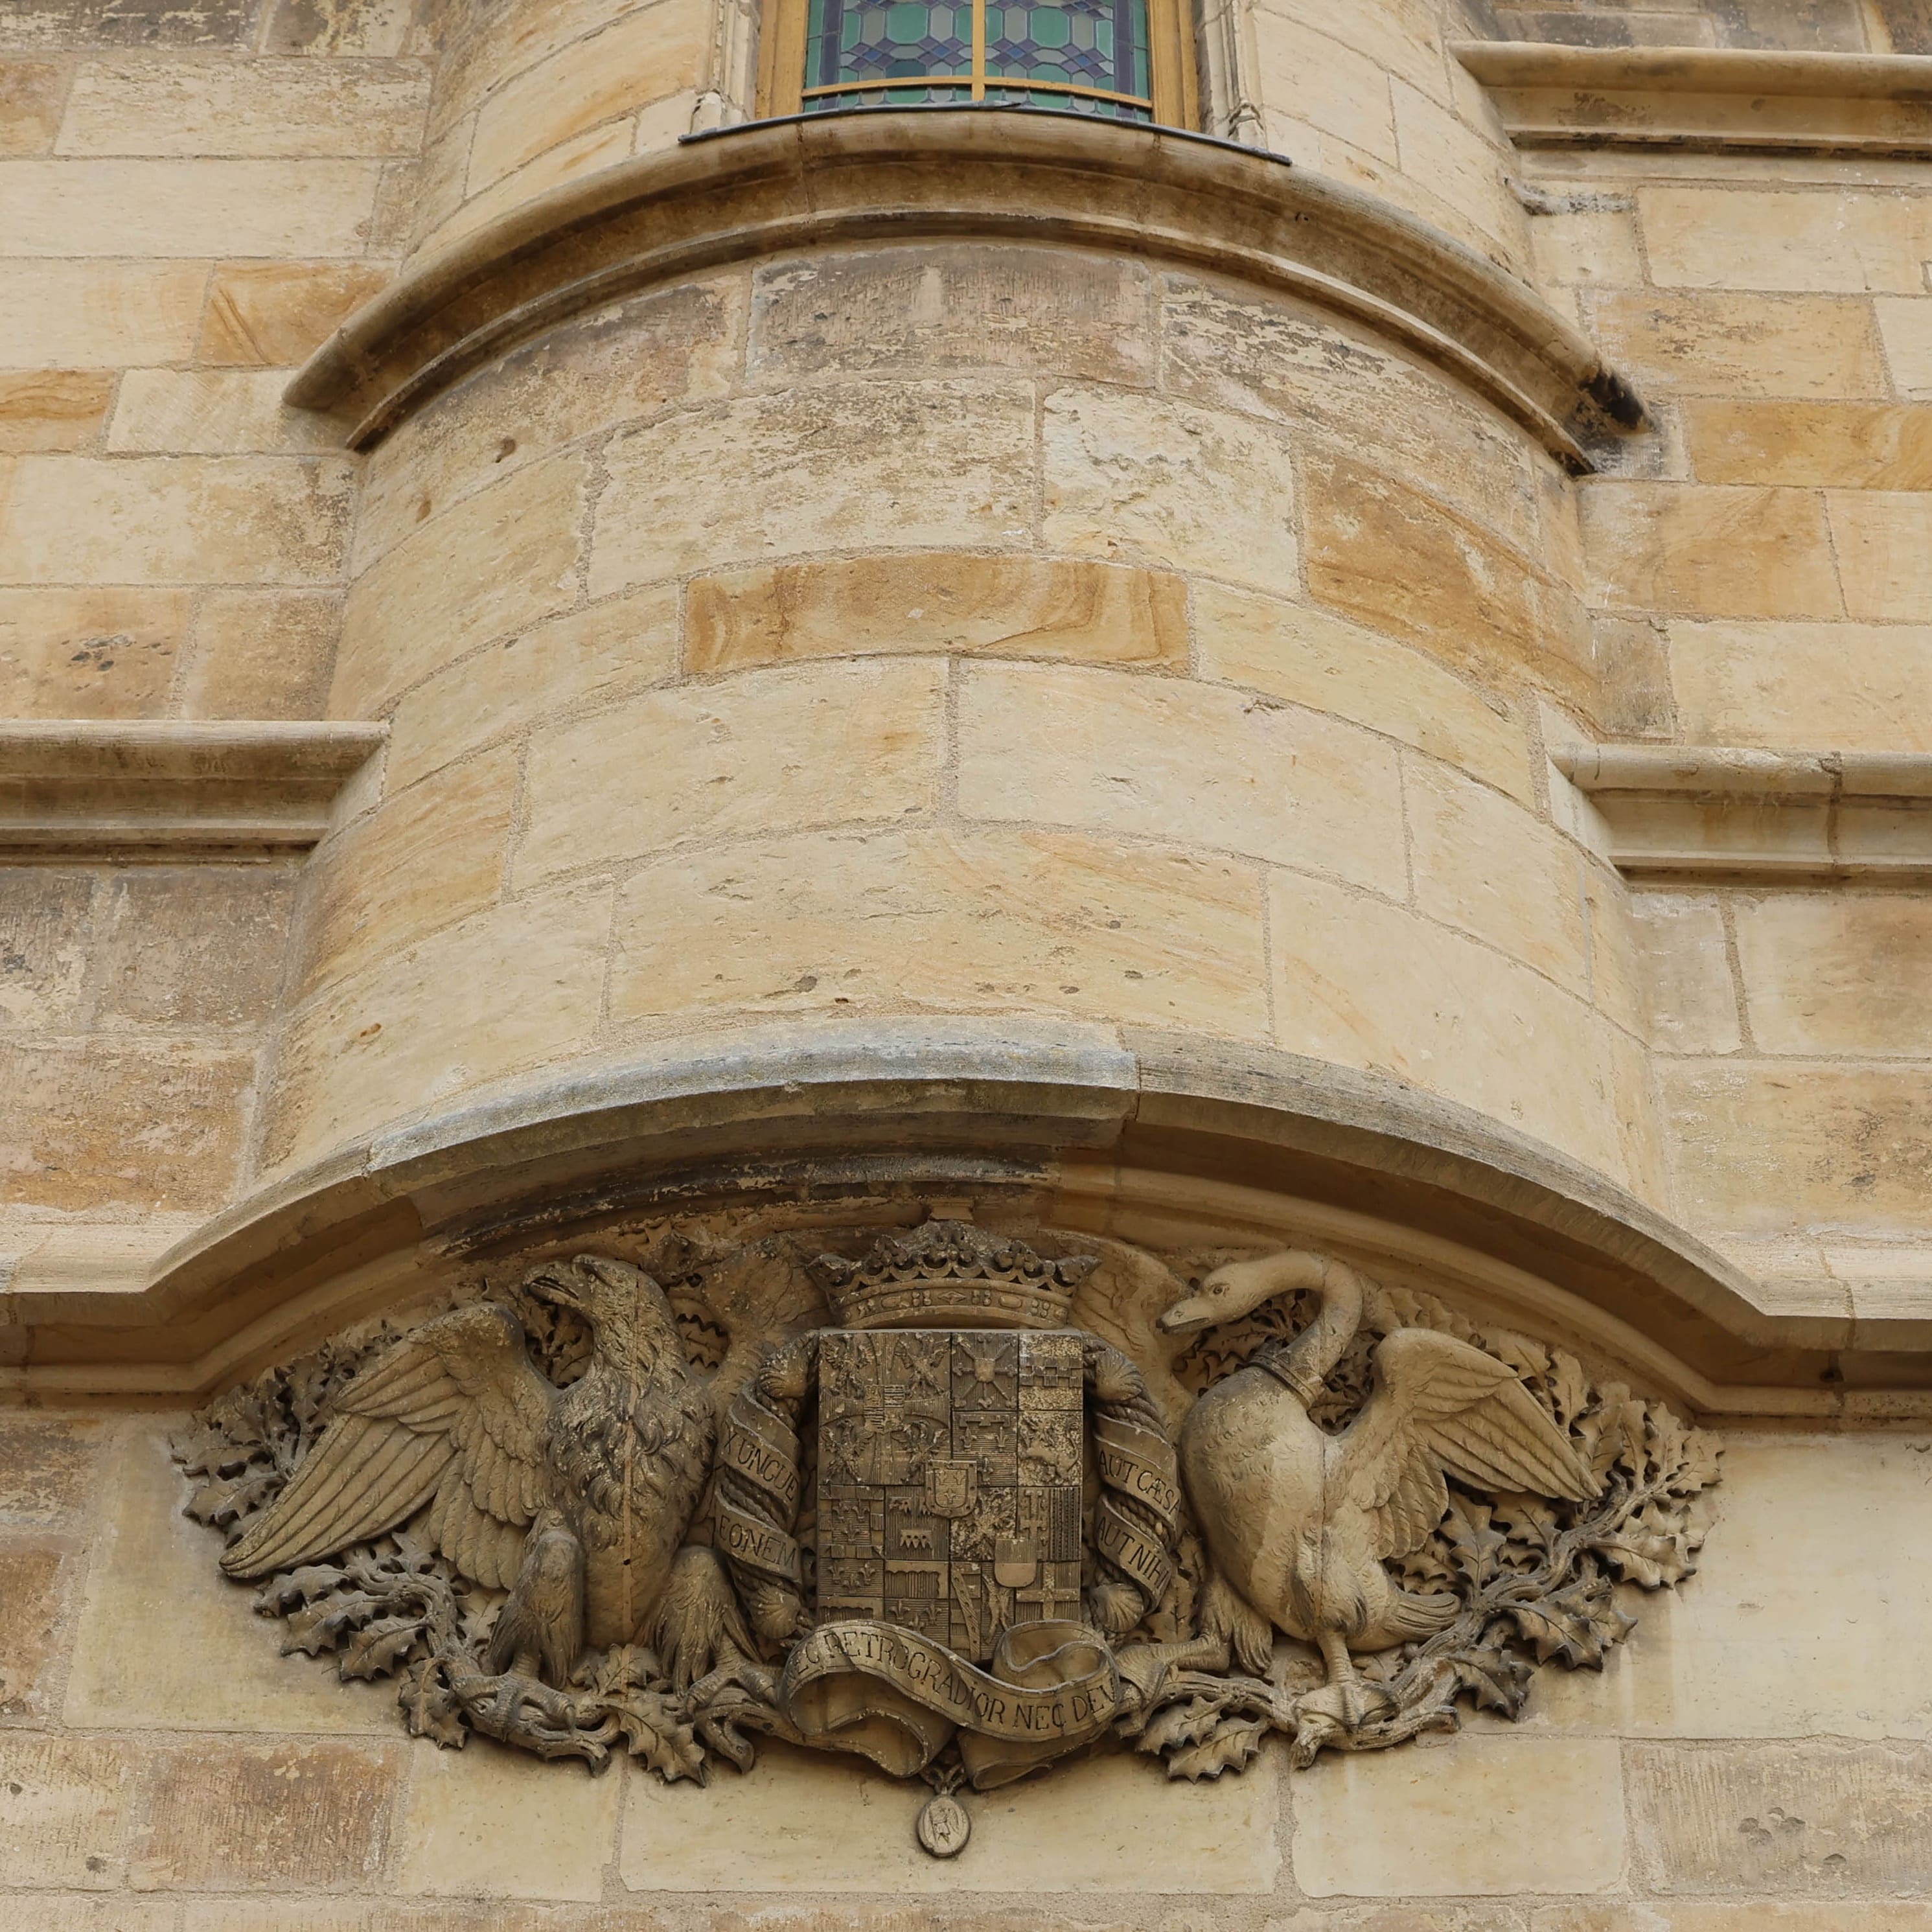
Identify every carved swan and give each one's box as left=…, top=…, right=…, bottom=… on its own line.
left=1156, top=1249, right=1598, bottom=1738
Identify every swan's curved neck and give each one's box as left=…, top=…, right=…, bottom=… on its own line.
left=1265, top=1259, right=1365, bottom=1409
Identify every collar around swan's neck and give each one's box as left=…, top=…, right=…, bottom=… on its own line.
left=1256, top=1258, right=1366, bottom=1408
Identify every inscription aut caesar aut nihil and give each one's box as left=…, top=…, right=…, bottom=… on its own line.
left=176, top=1216, right=1722, bottom=1854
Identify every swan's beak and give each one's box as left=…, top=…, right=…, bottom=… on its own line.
left=1156, top=1294, right=1213, bottom=1336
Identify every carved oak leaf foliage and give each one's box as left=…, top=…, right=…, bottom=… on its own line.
left=1452, top=1638, right=1535, bottom=1718
left=399, top=1659, right=468, bottom=1749
left=1507, top=1575, right=1637, bottom=1670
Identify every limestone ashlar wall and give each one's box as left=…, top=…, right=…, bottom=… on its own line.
left=1462, top=0, right=1932, bottom=55
left=1521, top=113, right=1932, bottom=1282
left=256, top=240, right=1664, bottom=1211
left=8, top=1409, right=1932, bottom=1917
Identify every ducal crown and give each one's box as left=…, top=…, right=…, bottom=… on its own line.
left=811, top=1221, right=1098, bottom=1331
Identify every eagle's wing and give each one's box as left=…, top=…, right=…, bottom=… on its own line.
left=220, top=1300, right=554, bottom=1589
left=685, top=1236, right=831, bottom=1423
left=1336, top=1328, right=1599, bottom=1561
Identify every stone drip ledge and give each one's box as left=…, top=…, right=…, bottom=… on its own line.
left=2, top=1017, right=1920, bottom=1412
left=0, top=720, right=387, bottom=860
left=285, top=108, right=1644, bottom=471
left=1455, top=40, right=1932, bottom=158
left=1554, top=744, right=1932, bottom=881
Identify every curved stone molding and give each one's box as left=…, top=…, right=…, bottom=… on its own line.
left=286, top=108, right=1646, bottom=469
left=1, top=1018, right=1909, bottom=1410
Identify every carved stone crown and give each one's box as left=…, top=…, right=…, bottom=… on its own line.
left=811, top=1221, right=1098, bottom=1330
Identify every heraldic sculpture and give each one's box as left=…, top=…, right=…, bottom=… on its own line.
left=176, top=1213, right=1721, bottom=1854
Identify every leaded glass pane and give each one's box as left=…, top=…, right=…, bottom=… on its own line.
left=806, top=0, right=973, bottom=109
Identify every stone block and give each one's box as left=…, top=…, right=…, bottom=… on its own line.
left=0, top=1038, right=250, bottom=1212
left=198, top=261, right=391, bottom=367
left=0, top=0, right=253, bottom=48
left=2, top=157, right=383, bottom=257
left=1629, top=1741, right=1932, bottom=1894
left=0, top=1734, right=133, bottom=1890
left=687, top=553, right=1188, bottom=674
left=395, top=1739, right=621, bottom=1899
left=1157, top=275, right=1540, bottom=557
left=1666, top=618, right=1932, bottom=752
left=1251, top=16, right=1397, bottom=163
left=0, top=868, right=95, bottom=1028
left=297, top=744, right=517, bottom=999
left=1732, top=893, right=1932, bottom=1054
left=1042, top=384, right=1301, bottom=599
left=1407, top=757, right=1591, bottom=996
left=262, top=880, right=612, bottom=1170
left=1193, top=581, right=1534, bottom=803
left=1581, top=484, right=1841, bottom=619
left=354, top=279, right=741, bottom=573
left=1824, top=489, right=1932, bottom=621
left=956, top=660, right=1407, bottom=893
left=1587, top=292, right=1887, bottom=399
left=467, top=3, right=701, bottom=190
left=1390, top=77, right=1525, bottom=260
left=591, top=381, right=1035, bottom=597
left=65, top=1425, right=398, bottom=1732
left=0, top=454, right=354, bottom=587
left=89, top=865, right=297, bottom=1031
left=107, top=369, right=339, bottom=454
left=0, top=370, right=114, bottom=452
left=420, top=115, right=633, bottom=257
left=516, top=660, right=945, bottom=886
left=1641, top=185, right=1932, bottom=293
left=751, top=244, right=1156, bottom=388
left=0, top=59, right=63, bottom=154
left=132, top=1738, right=398, bottom=1891
left=181, top=586, right=340, bottom=719
left=1662, top=1061, right=1932, bottom=1234
left=0, top=1545, right=69, bottom=1719
left=1874, top=294, right=1932, bottom=398
left=1626, top=892, right=1742, bottom=1053
left=0, top=586, right=188, bottom=718
left=1529, top=201, right=1646, bottom=290
left=1533, top=1911, right=1932, bottom=1932
left=334, top=450, right=587, bottom=716
left=387, top=582, right=679, bottom=790
left=1292, top=1735, right=1624, bottom=1896
left=0, top=1414, right=106, bottom=1521
left=1591, top=612, right=1677, bottom=739
left=1685, top=400, right=1932, bottom=488
left=621, top=1738, right=1278, bottom=1891
left=56, top=54, right=428, bottom=156
left=0, top=261, right=209, bottom=367
left=264, top=0, right=421, bottom=56
left=608, top=827, right=1270, bottom=1037
left=1302, top=450, right=1591, bottom=706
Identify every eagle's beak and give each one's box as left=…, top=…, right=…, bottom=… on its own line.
left=529, top=1265, right=588, bottom=1314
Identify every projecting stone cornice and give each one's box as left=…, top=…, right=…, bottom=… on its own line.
left=1, top=1018, right=1918, bottom=1413
left=0, top=720, right=387, bottom=858
left=1554, top=744, right=1932, bottom=880
left=1455, top=40, right=1932, bottom=159
left=284, top=106, right=1644, bottom=470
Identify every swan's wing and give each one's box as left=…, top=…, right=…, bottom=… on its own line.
left=221, top=1300, right=553, bottom=1589
left=1337, top=1328, right=1599, bottom=1560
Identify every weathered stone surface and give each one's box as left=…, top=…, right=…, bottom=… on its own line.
left=1530, top=200, right=1646, bottom=289
left=107, top=369, right=339, bottom=454
left=0, top=869, right=95, bottom=1028
left=1824, top=489, right=1932, bottom=621
left=198, top=260, right=391, bottom=367
left=687, top=553, right=1188, bottom=673
left=0, top=371, right=115, bottom=453
left=1192, top=581, right=1534, bottom=803
left=132, top=1738, right=397, bottom=1891
left=0, top=1545, right=69, bottom=1718
left=1629, top=1741, right=1932, bottom=1894
left=515, top=660, right=945, bottom=885
left=1666, top=618, right=1932, bottom=752
left=91, top=866, right=296, bottom=1029
left=1874, top=292, right=1932, bottom=398
left=1732, top=894, right=1932, bottom=1054
left=386, top=582, right=679, bottom=790
left=0, top=261, right=210, bottom=367
left=0, top=59, right=63, bottom=154
left=621, top=1739, right=1279, bottom=1891
left=1627, top=891, right=1742, bottom=1053
left=395, top=1740, right=621, bottom=1900
left=1293, top=1736, right=1625, bottom=1896
left=420, top=115, right=632, bottom=255
left=751, top=245, right=1156, bottom=387
left=1588, top=292, right=1888, bottom=399
left=956, top=660, right=1408, bottom=893
left=1685, top=400, right=1932, bottom=487
left=181, top=586, right=340, bottom=719
left=1581, top=484, right=1841, bottom=619
left=0, top=0, right=253, bottom=48
left=1642, top=185, right=1932, bottom=293
left=591, top=381, right=1035, bottom=596
left=0, top=1414, right=106, bottom=1521
left=0, top=454, right=354, bottom=586
left=0, top=1734, right=133, bottom=1891
left=1390, top=75, right=1526, bottom=260
left=335, top=450, right=587, bottom=715
left=56, top=54, right=428, bottom=156
left=0, top=587, right=188, bottom=718
left=264, top=0, right=420, bottom=56
left=608, top=827, right=1270, bottom=1036
left=1591, top=611, right=1678, bottom=739
left=65, top=1426, right=397, bottom=1732
left=1042, top=385, right=1301, bottom=597
left=1251, top=15, right=1398, bottom=163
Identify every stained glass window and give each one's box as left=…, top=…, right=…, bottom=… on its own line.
left=801, top=0, right=1155, bottom=122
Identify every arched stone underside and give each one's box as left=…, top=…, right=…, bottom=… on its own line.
left=5, top=1021, right=1914, bottom=1412
left=288, top=109, right=1645, bottom=468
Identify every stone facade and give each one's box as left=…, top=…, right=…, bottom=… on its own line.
left=2, top=0, right=1931, bottom=1922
